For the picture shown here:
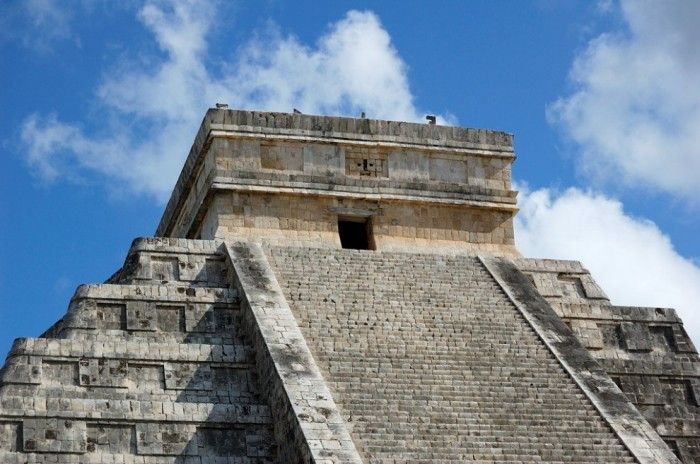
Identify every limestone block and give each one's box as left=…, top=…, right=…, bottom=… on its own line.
left=570, top=320, right=604, bottom=350
left=530, top=273, right=563, bottom=297
left=164, top=363, right=212, bottom=390
left=579, top=274, right=609, bottom=299
left=388, top=151, right=429, bottom=182
left=149, top=255, right=180, bottom=282
left=93, top=302, right=126, bottom=330
left=621, top=322, right=653, bottom=352
left=126, top=301, right=157, bottom=331
left=23, top=418, right=87, bottom=454
left=78, top=358, right=128, bottom=388
left=154, top=304, right=185, bottom=332
left=178, top=255, right=206, bottom=282
left=303, top=144, right=343, bottom=177
left=86, top=423, right=135, bottom=454
left=127, top=363, right=164, bottom=392
left=196, top=427, right=247, bottom=456
left=0, top=357, right=42, bottom=385
left=185, top=303, right=215, bottom=333
left=63, top=299, right=98, bottom=329
left=204, top=258, right=227, bottom=286
left=135, top=423, right=197, bottom=456
left=260, top=142, right=303, bottom=172
left=0, top=422, right=21, bottom=451
left=429, top=156, right=466, bottom=183
left=42, top=360, right=78, bottom=386
left=245, top=429, right=276, bottom=457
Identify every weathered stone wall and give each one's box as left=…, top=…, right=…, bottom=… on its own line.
left=198, top=191, right=514, bottom=254
left=156, top=109, right=518, bottom=256
left=0, top=238, right=280, bottom=463
left=516, top=258, right=700, bottom=463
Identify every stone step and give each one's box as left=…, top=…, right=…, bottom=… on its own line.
left=267, top=246, right=637, bottom=462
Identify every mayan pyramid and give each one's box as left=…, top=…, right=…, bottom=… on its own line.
left=1, top=107, right=698, bottom=463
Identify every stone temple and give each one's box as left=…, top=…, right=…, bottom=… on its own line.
left=1, top=108, right=698, bottom=464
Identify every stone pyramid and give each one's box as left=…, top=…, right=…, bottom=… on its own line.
left=1, top=108, right=697, bottom=463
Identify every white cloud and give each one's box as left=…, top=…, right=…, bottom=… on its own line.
left=1, top=0, right=77, bottom=51
left=21, top=1, right=436, bottom=201
left=548, top=0, right=700, bottom=203
left=516, top=185, right=700, bottom=347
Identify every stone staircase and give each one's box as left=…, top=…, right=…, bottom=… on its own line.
left=516, top=258, right=700, bottom=463
left=0, top=238, right=277, bottom=464
left=268, top=247, right=637, bottom=463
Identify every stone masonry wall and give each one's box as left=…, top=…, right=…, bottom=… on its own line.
left=198, top=191, right=514, bottom=254
left=516, top=258, right=700, bottom=463
left=156, top=109, right=518, bottom=256
left=0, top=238, right=281, bottom=463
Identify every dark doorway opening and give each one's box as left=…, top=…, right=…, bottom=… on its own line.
left=338, top=218, right=374, bottom=250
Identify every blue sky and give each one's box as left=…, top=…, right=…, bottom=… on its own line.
left=1, top=0, right=699, bottom=355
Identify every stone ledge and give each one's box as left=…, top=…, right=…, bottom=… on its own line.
left=7, top=338, right=249, bottom=364
left=0, top=401, right=271, bottom=424
left=72, top=284, right=236, bottom=302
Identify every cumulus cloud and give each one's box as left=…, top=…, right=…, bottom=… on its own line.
left=20, top=0, right=435, bottom=201
left=548, top=0, right=700, bottom=203
left=516, top=185, right=700, bottom=347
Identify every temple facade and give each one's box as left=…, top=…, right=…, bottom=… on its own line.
left=0, top=108, right=697, bottom=463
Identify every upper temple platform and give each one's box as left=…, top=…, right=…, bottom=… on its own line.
left=157, top=107, right=519, bottom=255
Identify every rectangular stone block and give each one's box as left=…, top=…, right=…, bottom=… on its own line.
left=0, top=421, right=21, bottom=451
left=0, top=358, right=42, bottom=385
left=260, top=142, right=303, bottom=172
left=570, top=320, right=604, bottom=350
left=23, top=418, right=87, bottom=454
left=86, top=423, right=135, bottom=454
left=78, top=358, right=128, bottom=388
left=178, top=255, right=206, bottom=282
left=429, top=156, right=466, bottom=183
left=196, top=427, right=246, bottom=456
left=579, top=274, right=609, bottom=299
left=127, top=364, right=164, bottom=392
left=185, top=303, right=215, bottom=333
left=164, top=363, right=212, bottom=390
left=204, top=258, right=227, bottom=286
left=621, top=322, right=653, bottom=352
left=126, top=301, right=156, bottom=331
left=150, top=256, right=180, bottom=282
left=156, top=304, right=185, bottom=332
left=42, top=360, right=78, bottom=386
left=531, top=273, right=563, bottom=297
left=136, top=423, right=197, bottom=455
left=94, top=303, right=126, bottom=330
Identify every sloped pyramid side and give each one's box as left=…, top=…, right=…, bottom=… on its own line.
left=516, top=258, right=700, bottom=463
left=0, top=238, right=280, bottom=463
left=267, top=245, right=679, bottom=463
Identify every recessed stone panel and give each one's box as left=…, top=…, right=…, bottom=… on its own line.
left=0, top=422, right=21, bottom=452
left=86, top=423, right=135, bottom=454
left=126, top=301, right=157, bottom=331
left=23, top=418, right=87, bottom=454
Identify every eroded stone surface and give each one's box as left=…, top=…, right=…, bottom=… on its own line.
left=2, top=109, right=695, bottom=463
